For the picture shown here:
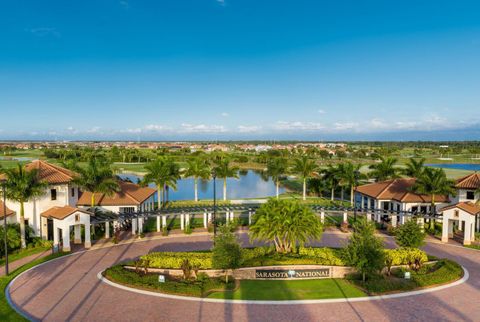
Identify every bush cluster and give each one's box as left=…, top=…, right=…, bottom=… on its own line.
left=384, top=248, right=428, bottom=275
left=141, top=252, right=212, bottom=269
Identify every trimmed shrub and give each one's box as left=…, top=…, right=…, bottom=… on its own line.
left=384, top=248, right=428, bottom=274
left=141, top=252, right=212, bottom=269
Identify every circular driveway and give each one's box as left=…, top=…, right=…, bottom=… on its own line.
left=8, top=233, right=480, bottom=322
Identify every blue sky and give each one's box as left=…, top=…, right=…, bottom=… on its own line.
left=1, top=0, right=480, bottom=141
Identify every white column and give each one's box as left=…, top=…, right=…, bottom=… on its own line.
left=138, top=217, right=143, bottom=233
left=74, top=224, right=81, bottom=244
left=417, top=217, right=424, bottom=232
left=105, top=221, right=110, bottom=239
left=320, top=211, right=325, bottom=224
left=208, top=212, right=212, bottom=223
left=156, top=215, right=161, bottom=232
left=458, top=220, right=463, bottom=231
left=62, top=226, right=71, bottom=252
left=180, top=213, right=185, bottom=230
left=230, top=211, right=234, bottom=222
left=85, top=224, right=91, bottom=248
left=391, top=214, right=397, bottom=227
left=226, top=211, right=230, bottom=223
left=162, top=215, right=167, bottom=228
left=471, top=222, right=475, bottom=242
left=400, top=213, right=405, bottom=225
left=132, top=218, right=137, bottom=235
left=185, top=214, right=190, bottom=227
left=248, top=211, right=252, bottom=225
left=464, top=220, right=472, bottom=245
left=343, top=212, right=348, bottom=223
left=441, top=216, right=449, bottom=243
left=203, top=212, right=208, bottom=228
left=53, top=221, right=59, bottom=249
left=376, top=210, right=382, bottom=223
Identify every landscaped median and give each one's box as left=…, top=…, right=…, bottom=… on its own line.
left=102, top=247, right=464, bottom=301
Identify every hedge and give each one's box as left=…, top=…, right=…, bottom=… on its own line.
left=141, top=247, right=426, bottom=269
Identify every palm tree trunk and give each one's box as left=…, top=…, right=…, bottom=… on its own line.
left=276, top=180, right=279, bottom=199
left=303, top=178, right=306, bottom=201
left=341, top=187, right=344, bottom=201
left=331, top=186, right=334, bottom=201
left=350, top=186, right=354, bottom=205
left=90, top=194, right=95, bottom=208
left=20, top=202, right=26, bottom=249
left=430, top=195, right=436, bottom=230
left=194, top=177, right=198, bottom=202
left=223, top=178, right=227, bottom=201
left=157, top=186, right=162, bottom=209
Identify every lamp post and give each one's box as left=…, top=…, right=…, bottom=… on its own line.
left=2, top=181, right=8, bottom=275
left=353, top=170, right=360, bottom=223
left=212, top=171, right=217, bottom=240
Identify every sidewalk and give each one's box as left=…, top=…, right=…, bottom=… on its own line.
left=0, top=249, right=52, bottom=276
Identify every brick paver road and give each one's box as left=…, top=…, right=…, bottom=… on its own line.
left=8, top=232, right=480, bottom=321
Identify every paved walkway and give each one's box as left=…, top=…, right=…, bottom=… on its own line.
left=7, top=232, right=480, bottom=322
left=0, top=249, right=51, bottom=276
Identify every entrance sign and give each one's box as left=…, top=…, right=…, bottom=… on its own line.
left=158, top=275, right=165, bottom=283
left=255, top=268, right=330, bottom=279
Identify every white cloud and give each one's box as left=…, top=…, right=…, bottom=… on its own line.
left=144, top=124, right=171, bottom=132
left=221, top=112, right=229, bottom=117
left=333, top=122, right=359, bottom=131
left=237, top=125, right=261, bottom=133
left=26, top=27, right=61, bottom=38
left=180, top=123, right=226, bottom=133
left=317, top=109, right=326, bottom=114
left=274, top=121, right=324, bottom=131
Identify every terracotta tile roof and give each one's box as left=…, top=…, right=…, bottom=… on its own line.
left=440, top=202, right=480, bottom=216
left=355, top=178, right=450, bottom=203
left=41, top=206, right=92, bottom=220
left=0, top=160, right=76, bottom=185
left=455, top=173, right=480, bottom=189
left=77, top=180, right=156, bottom=207
left=0, top=200, right=15, bottom=219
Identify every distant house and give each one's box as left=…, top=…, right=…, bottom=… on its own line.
left=0, top=200, right=16, bottom=224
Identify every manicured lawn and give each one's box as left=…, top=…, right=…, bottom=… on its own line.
left=207, top=279, right=365, bottom=300
left=0, top=246, right=51, bottom=266
left=0, top=252, right=68, bottom=321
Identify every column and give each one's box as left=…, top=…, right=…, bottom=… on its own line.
left=441, top=216, right=449, bottom=243
left=105, top=221, right=110, bottom=238
left=320, top=211, right=325, bottom=224
left=74, top=224, right=82, bottom=244
left=157, top=215, right=161, bottom=232
left=203, top=212, right=208, bottom=228
left=400, top=213, right=405, bottom=225
left=226, top=211, right=230, bottom=224
left=464, top=220, right=472, bottom=245
left=85, top=224, right=91, bottom=248
left=132, top=218, right=137, bottom=235
left=230, top=211, right=234, bottom=222
left=208, top=212, right=212, bottom=223
left=376, top=210, right=382, bottom=223
left=180, top=213, right=185, bottom=230
left=138, top=217, right=143, bottom=233
left=343, top=212, right=348, bottom=223
left=185, top=214, right=190, bottom=227
left=416, top=217, right=424, bottom=232
left=62, top=226, right=71, bottom=252
left=391, top=214, right=397, bottom=227
left=471, top=222, right=475, bottom=242
left=53, top=221, right=59, bottom=249
left=162, top=215, right=167, bottom=228
left=248, top=210, right=252, bottom=225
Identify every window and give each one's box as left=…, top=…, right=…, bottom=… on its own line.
left=466, top=191, right=475, bottom=200
left=51, top=189, right=57, bottom=201
left=411, top=206, right=418, bottom=213
left=120, top=207, right=135, bottom=214
left=454, top=210, right=459, bottom=218
left=75, top=214, right=80, bottom=222
left=71, top=188, right=75, bottom=198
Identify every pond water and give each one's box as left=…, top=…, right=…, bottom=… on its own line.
left=0, top=156, right=34, bottom=162
left=427, top=163, right=480, bottom=171
left=119, top=170, right=285, bottom=201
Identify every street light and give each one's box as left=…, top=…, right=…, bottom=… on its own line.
left=212, top=171, right=217, bottom=240
left=353, top=170, right=360, bottom=223
left=1, top=181, right=8, bottom=275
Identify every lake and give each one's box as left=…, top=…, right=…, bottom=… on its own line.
left=427, top=163, right=480, bottom=171
left=119, top=170, right=285, bottom=201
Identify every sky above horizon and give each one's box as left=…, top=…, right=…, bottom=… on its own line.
left=1, top=0, right=480, bottom=141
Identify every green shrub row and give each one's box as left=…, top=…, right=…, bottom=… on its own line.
left=141, top=247, right=428, bottom=269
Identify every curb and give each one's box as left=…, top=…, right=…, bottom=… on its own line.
left=97, top=266, right=469, bottom=305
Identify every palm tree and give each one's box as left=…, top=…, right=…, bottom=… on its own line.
left=338, top=162, right=364, bottom=205
left=368, top=156, right=399, bottom=182
left=184, top=157, right=211, bottom=202
left=411, top=167, right=456, bottom=230
left=292, top=155, right=317, bottom=201
left=321, top=165, right=339, bottom=201
left=67, top=158, right=119, bottom=207
left=3, top=164, right=47, bottom=248
left=213, top=156, right=239, bottom=201
left=265, top=158, right=287, bottom=199
left=143, top=157, right=181, bottom=209
left=402, top=158, right=426, bottom=178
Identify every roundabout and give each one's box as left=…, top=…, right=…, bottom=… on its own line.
left=6, top=232, right=480, bottom=322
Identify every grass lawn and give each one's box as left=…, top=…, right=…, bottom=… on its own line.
left=0, top=252, right=68, bottom=321
left=0, top=246, right=51, bottom=266
left=207, top=279, right=365, bottom=300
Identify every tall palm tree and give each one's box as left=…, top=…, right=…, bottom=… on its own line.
left=321, top=165, right=339, bottom=201
left=184, top=157, right=211, bottom=202
left=411, top=167, right=456, bottom=230
left=265, top=158, right=287, bottom=199
left=292, top=155, right=317, bottom=201
left=338, top=162, right=364, bottom=205
left=67, top=158, right=120, bottom=207
left=213, top=156, right=239, bottom=201
left=368, top=156, right=399, bottom=182
left=402, top=158, right=426, bottom=178
left=3, top=164, right=47, bottom=248
left=143, top=157, right=181, bottom=208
